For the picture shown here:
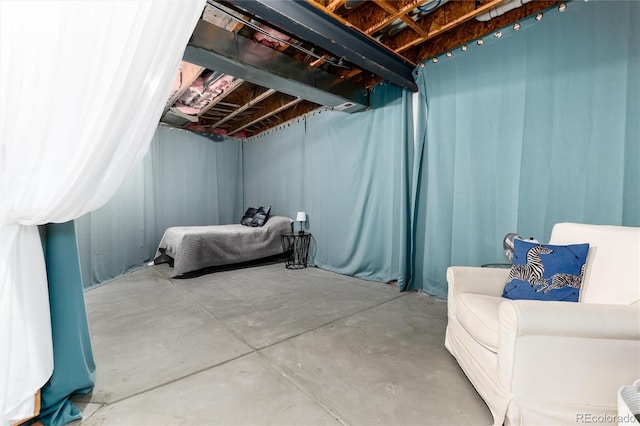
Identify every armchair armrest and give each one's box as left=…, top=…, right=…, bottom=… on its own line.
left=447, top=266, right=510, bottom=298
left=499, top=299, right=640, bottom=339
left=498, top=300, right=640, bottom=406
left=446, top=266, right=510, bottom=321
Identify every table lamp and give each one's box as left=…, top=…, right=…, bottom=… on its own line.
left=296, top=211, right=306, bottom=234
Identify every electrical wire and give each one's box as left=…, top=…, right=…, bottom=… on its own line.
left=417, top=0, right=442, bottom=13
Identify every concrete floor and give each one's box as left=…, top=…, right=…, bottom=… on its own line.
left=73, top=262, right=492, bottom=425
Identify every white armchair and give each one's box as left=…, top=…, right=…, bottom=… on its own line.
left=445, top=223, right=640, bottom=425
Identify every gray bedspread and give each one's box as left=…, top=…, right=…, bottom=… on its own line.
left=155, top=216, right=293, bottom=277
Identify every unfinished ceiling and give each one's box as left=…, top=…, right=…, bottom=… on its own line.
left=161, top=0, right=563, bottom=139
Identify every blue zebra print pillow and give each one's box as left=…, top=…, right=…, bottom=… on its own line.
left=501, top=239, right=590, bottom=302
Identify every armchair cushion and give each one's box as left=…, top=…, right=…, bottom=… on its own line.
left=502, top=239, right=589, bottom=302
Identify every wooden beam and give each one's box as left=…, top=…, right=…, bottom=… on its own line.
left=327, top=0, right=347, bottom=12
left=304, top=0, right=360, bottom=30
left=384, top=0, right=509, bottom=53
left=398, top=14, right=429, bottom=38
left=372, top=0, right=429, bottom=38
left=164, top=62, right=204, bottom=113
left=202, top=3, right=245, bottom=32
left=196, top=77, right=245, bottom=118
left=228, top=95, right=304, bottom=134
left=309, top=54, right=331, bottom=67
left=217, top=101, right=242, bottom=108
left=209, top=88, right=277, bottom=129
left=364, top=0, right=426, bottom=34
left=249, top=101, right=321, bottom=135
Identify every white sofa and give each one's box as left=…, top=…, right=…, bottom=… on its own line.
left=445, top=223, right=640, bottom=425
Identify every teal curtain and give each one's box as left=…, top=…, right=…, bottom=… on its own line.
left=38, top=222, right=95, bottom=425
left=151, top=127, right=243, bottom=234
left=412, top=0, right=640, bottom=297
left=76, top=125, right=243, bottom=288
left=243, top=84, right=414, bottom=286
left=75, top=150, right=156, bottom=287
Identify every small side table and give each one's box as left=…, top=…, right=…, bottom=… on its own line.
left=281, top=232, right=311, bottom=269
left=481, top=263, right=511, bottom=269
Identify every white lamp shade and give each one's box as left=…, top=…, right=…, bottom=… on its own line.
left=296, top=211, right=306, bottom=222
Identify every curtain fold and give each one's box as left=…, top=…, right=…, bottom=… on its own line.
left=411, top=0, right=639, bottom=297
left=39, top=222, right=95, bottom=425
left=0, top=1, right=204, bottom=424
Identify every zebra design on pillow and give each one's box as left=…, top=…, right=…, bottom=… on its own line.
left=507, top=245, right=554, bottom=286
left=502, top=240, right=589, bottom=302
left=535, top=263, right=586, bottom=294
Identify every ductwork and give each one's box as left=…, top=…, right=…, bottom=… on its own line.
left=224, top=0, right=417, bottom=91
left=184, top=19, right=368, bottom=113
left=345, top=0, right=369, bottom=9
left=173, top=73, right=236, bottom=115
left=476, top=0, right=533, bottom=21
left=162, top=107, right=200, bottom=127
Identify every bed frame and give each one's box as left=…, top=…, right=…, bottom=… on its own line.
left=153, top=216, right=293, bottom=277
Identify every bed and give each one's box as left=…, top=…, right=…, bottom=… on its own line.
left=154, top=216, right=293, bottom=277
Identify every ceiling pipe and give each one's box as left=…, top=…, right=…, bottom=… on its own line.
left=345, top=0, right=369, bottom=9
left=476, top=0, right=533, bottom=21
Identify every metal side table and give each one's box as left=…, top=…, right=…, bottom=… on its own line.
left=281, top=232, right=311, bottom=269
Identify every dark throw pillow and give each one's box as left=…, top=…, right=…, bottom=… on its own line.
left=250, top=206, right=271, bottom=227
left=501, top=239, right=589, bottom=302
left=240, top=207, right=258, bottom=226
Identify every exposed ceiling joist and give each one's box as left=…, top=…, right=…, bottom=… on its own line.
left=228, top=96, right=303, bottom=135
left=195, top=77, right=245, bottom=120
left=202, top=2, right=246, bottom=32
left=164, top=62, right=205, bottom=113
left=210, top=88, right=277, bottom=129
left=161, top=0, right=566, bottom=138
left=363, top=0, right=426, bottom=34
left=371, top=0, right=429, bottom=39
left=184, top=19, right=368, bottom=113
left=405, top=0, right=562, bottom=61
left=223, top=0, right=418, bottom=91
left=326, top=0, right=347, bottom=12
left=385, top=0, right=510, bottom=53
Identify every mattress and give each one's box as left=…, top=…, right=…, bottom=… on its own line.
left=155, top=216, right=293, bottom=277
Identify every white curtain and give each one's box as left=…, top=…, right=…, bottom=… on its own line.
left=0, top=1, right=204, bottom=423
